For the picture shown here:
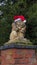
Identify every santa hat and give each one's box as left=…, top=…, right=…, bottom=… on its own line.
left=13, top=15, right=26, bottom=23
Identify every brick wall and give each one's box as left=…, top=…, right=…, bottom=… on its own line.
left=1, top=49, right=37, bottom=65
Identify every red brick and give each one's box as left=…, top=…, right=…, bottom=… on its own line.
left=1, top=49, right=37, bottom=65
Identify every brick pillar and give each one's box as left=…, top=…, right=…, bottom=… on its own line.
left=0, top=50, right=1, bottom=65
left=1, top=49, right=37, bottom=65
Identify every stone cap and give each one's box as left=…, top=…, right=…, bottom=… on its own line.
left=0, top=43, right=37, bottom=50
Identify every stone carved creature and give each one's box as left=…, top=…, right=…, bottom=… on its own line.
left=5, top=15, right=32, bottom=45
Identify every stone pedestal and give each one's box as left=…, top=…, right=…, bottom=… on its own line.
left=0, top=44, right=37, bottom=65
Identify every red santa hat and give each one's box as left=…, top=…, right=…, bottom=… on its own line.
left=13, top=15, right=26, bottom=23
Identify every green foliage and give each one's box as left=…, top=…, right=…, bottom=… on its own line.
left=0, top=0, right=37, bottom=45
left=0, top=20, right=11, bottom=46
left=26, top=3, right=37, bottom=45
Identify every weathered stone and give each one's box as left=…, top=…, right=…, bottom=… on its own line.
left=5, top=21, right=32, bottom=45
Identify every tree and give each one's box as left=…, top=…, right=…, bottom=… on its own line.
left=26, top=3, right=37, bottom=45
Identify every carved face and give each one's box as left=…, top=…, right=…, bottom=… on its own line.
left=15, top=20, right=23, bottom=29
left=15, top=21, right=26, bottom=33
